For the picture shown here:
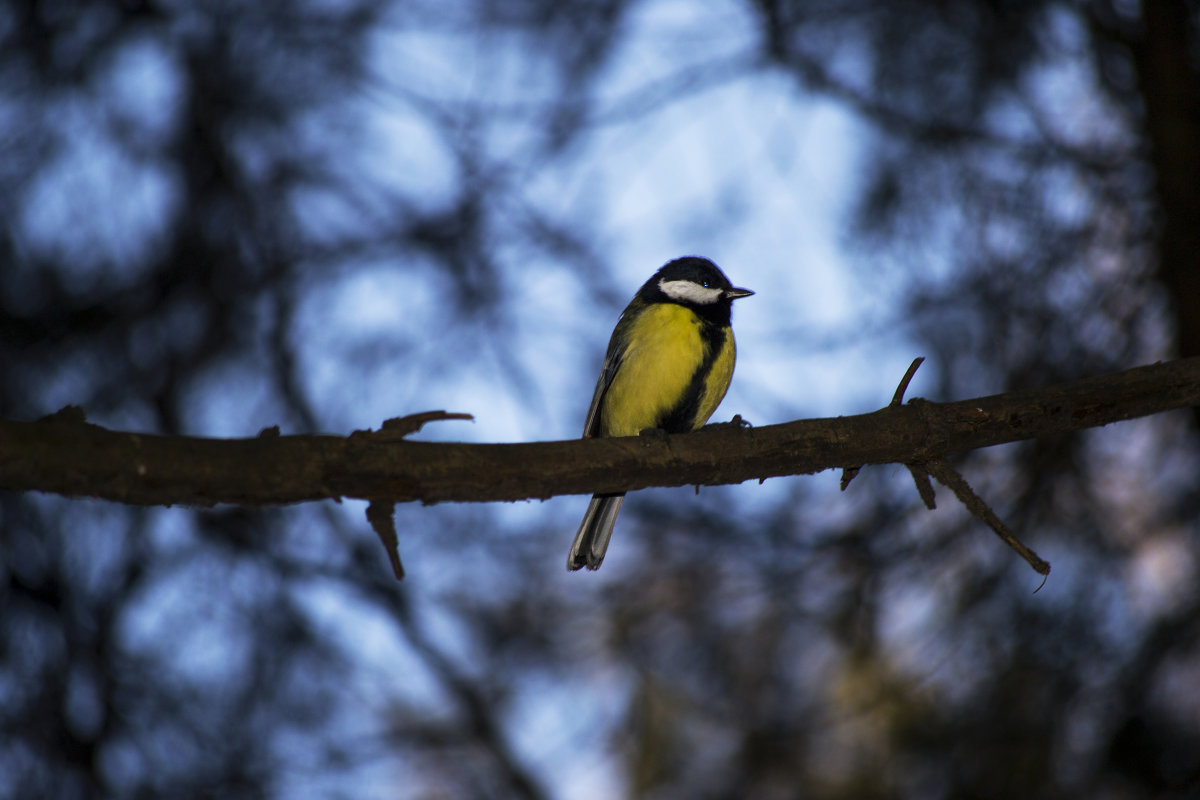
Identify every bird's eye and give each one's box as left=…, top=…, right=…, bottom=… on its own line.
left=701, top=280, right=711, bottom=288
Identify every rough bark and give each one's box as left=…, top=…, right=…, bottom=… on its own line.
left=1, top=358, right=1197, bottom=509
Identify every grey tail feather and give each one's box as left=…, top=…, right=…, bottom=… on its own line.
left=567, top=493, right=626, bottom=571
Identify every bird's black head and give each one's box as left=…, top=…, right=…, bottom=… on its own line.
left=639, top=257, right=754, bottom=317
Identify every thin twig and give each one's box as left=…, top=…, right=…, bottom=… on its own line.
left=890, top=357, right=926, bottom=407
left=924, top=459, right=1051, bottom=580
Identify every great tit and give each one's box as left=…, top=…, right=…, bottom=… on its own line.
left=567, top=256, right=753, bottom=571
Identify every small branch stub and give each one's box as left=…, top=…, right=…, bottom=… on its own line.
left=367, top=500, right=405, bottom=580
left=357, top=411, right=474, bottom=579
left=906, top=463, right=937, bottom=510
left=353, top=410, right=475, bottom=442
left=841, top=357, right=925, bottom=491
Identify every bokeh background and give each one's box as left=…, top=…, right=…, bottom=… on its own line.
left=3, top=1, right=1200, bottom=798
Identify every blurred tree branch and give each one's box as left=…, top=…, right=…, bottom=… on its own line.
left=2, top=358, right=1198, bottom=509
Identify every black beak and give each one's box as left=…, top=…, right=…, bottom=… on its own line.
left=725, top=287, right=754, bottom=300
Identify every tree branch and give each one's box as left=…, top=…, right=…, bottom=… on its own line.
left=1, top=358, right=1198, bottom=508
left=841, top=356, right=925, bottom=490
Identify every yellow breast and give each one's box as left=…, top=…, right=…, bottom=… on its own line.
left=696, top=326, right=736, bottom=424
left=599, top=303, right=736, bottom=437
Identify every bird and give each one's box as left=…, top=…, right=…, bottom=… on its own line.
left=567, top=256, right=753, bottom=571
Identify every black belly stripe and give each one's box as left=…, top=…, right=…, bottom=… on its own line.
left=657, top=320, right=725, bottom=433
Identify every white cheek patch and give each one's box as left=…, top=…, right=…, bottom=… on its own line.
left=658, top=278, right=724, bottom=305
